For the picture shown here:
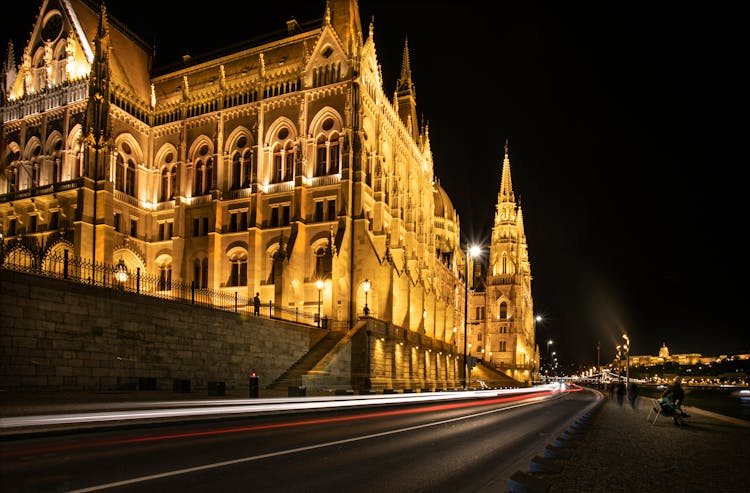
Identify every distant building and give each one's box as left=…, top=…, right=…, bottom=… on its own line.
left=465, top=144, right=539, bottom=384
left=624, top=342, right=748, bottom=367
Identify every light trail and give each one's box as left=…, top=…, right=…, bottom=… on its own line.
left=0, top=383, right=569, bottom=430
left=65, top=396, right=555, bottom=493
left=2, top=389, right=565, bottom=458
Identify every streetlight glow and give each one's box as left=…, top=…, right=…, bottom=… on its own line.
left=463, top=245, right=480, bottom=389
left=114, top=258, right=128, bottom=284
left=316, top=279, right=324, bottom=328
left=363, top=279, right=371, bottom=316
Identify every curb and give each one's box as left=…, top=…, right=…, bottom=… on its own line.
left=507, top=394, right=605, bottom=493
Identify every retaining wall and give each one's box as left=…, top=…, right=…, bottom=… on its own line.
left=0, top=269, right=327, bottom=392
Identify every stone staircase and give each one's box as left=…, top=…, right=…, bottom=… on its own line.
left=266, top=330, right=347, bottom=390
left=470, top=361, right=526, bottom=388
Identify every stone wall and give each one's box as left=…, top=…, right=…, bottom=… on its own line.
left=302, top=318, right=463, bottom=391
left=0, top=269, right=327, bottom=392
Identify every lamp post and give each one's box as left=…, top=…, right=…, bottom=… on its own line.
left=463, top=244, right=480, bottom=389
left=533, top=315, right=543, bottom=383
left=546, top=339, right=554, bottom=381
left=622, top=333, right=630, bottom=396
left=363, top=278, right=370, bottom=316
left=551, top=351, right=557, bottom=378
left=316, top=279, right=324, bottom=327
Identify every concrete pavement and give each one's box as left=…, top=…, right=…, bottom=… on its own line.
left=510, top=391, right=750, bottom=493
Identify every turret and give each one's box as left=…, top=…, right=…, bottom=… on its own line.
left=82, top=1, right=112, bottom=179
left=395, top=37, right=419, bottom=142
left=1, top=41, right=17, bottom=102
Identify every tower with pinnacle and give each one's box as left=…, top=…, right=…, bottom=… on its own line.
left=469, top=142, right=538, bottom=384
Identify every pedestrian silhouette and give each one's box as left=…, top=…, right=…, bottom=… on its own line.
left=661, top=376, right=690, bottom=425
left=615, top=381, right=626, bottom=407
left=253, top=292, right=261, bottom=316
left=628, top=382, right=639, bottom=409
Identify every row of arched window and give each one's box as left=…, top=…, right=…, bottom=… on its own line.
left=155, top=135, right=341, bottom=201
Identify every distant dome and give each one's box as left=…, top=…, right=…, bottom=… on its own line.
left=432, top=180, right=459, bottom=258
left=433, top=180, right=455, bottom=219
left=659, top=342, right=670, bottom=358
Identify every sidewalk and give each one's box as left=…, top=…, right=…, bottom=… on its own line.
left=516, top=393, right=750, bottom=493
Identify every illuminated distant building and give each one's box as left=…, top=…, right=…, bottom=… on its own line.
left=465, top=143, right=538, bottom=384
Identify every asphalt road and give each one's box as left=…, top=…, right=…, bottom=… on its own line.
left=0, top=387, right=598, bottom=493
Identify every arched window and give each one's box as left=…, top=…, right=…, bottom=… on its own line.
left=205, top=158, right=213, bottom=193
left=115, top=141, right=139, bottom=197
left=169, top=166, right=177, bottom=198
left=158, top=264, right=172, bottom=291
left=244, top=149, right=255, bottom=185
left=499, top=301, right=508, bottom=319
left=201, top=258, right=209, bottom=289
left=231, top=153, right=242, bottom=189
left=115, top=155, right=125, bottom=192
left=228, top=251, right=248, bottom=287
left=315, top=136, right=327, bottom=177
left=284, top=142, right=295, bottom=181
left=328, top=134, right=339, bottom=174
left=160, top=166, right=176, bottom=201
left=272, top=145, right=283, bottom=183
left=161, top=168, right=170, bottom=201
left=194, top=161, right=204, bottom=195
left=193, top=257, right=209, bottom=289
left=193, top=258, right=201, bottom=288
left=125, top=160, right=136, bottom=197
left=499, top=341, right=507, bottom=352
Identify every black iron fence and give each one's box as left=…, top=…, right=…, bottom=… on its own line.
left=0, top=248, right=327, bottom=327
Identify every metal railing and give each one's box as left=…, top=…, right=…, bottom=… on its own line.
left=0, top=249, right=328, bottom=328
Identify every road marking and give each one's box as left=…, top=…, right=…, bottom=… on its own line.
left=67, top=398, right=549, bottom=492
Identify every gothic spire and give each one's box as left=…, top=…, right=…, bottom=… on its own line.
left=3, top=41, right=15, bottom=73
left=498, top=139, right=515, bottom=204
left=83, top=1, right=112, bottom=176
left=2, top=41, right=17, bottom=101
left=395, top=37, right=415, bottom=98
left=395, top=37, right=419, bottom=142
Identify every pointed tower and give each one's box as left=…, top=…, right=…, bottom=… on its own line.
left=83, top=3, right=111, bottom=177
left=476, top=141, right=536, bottom=385
left=81, top=3, right=112, bottom=262
left=395, top=37, right=419, bottom=142
left=1, top=41, right=17, bottom=102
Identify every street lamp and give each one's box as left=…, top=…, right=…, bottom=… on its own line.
left=463, top=244, right=480, bottom=389
left=546, top=339, right=554, bottom=380
left=114, top=258, right=128, bottom=284
left=533, top=315, right=543, bottom=383
left=622, top=333, right=630, bottom=393
left=363, top=278, right=371, bottom=316
left=316, top=279, right=324, bottom=327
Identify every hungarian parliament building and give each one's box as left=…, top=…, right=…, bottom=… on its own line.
left=0, top=0, right=539, bottom=384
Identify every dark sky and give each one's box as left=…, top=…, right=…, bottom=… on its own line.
left=6, top=1, right=747, bottom=367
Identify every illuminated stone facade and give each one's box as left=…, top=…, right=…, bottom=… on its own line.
left=1, top=0, right=536, bottom=385
left=466, top=145, right=539, bottom=384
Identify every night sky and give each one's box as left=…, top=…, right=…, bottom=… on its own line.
left=5, top=1, right=747, bottom=367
